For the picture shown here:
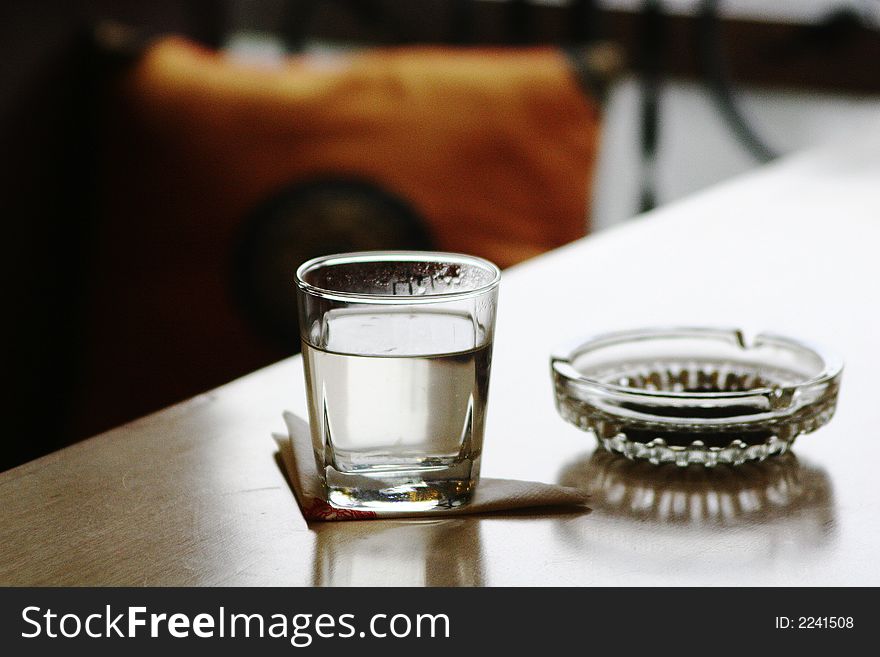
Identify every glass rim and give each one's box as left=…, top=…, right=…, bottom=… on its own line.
left=294, top=250, right=501, bottom=304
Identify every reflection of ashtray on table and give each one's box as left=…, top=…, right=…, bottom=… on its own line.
left=559, top=450, right=834, bottom=528
left=554, top=449, right=836, bottom=573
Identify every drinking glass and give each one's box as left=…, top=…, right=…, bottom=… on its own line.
left=295, top=251, right=500, bottom=511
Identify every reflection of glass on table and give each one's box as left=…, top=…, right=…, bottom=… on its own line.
left=312, top=519, right=484, bottom=587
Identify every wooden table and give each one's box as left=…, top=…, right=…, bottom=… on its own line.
left=3, top=136, right=880, bottom=586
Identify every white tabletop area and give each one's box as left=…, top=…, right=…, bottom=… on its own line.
left=2, top=133, right=880, bottom=586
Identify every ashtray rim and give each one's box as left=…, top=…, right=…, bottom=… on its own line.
left=551, top=326, right=843, bottom=402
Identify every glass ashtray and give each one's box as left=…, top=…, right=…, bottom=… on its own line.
left=551, top=327, right=843, bottom=467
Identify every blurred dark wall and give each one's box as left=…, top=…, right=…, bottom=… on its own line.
left=0, top=1, right=222, bottom=470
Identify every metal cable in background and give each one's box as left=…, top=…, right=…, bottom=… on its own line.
left=636, top=0, right=779, bottom=215
left=697, top=0, right=778, bottom=163
left=637, top=0, right=664, bottom=213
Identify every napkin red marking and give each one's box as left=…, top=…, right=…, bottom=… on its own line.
left=305, top=499, right=378, bottom=521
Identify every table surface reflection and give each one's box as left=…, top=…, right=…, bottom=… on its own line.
left=3, top=137, right=880, bottom=586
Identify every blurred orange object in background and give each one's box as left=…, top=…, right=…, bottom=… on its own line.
left=121, top=37, right=600, bottom=265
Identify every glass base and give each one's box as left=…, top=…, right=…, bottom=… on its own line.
left=325, top=464, right=476, bottom=512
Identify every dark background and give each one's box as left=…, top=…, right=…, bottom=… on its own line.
left=2, top=0, right=878, bottom=471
